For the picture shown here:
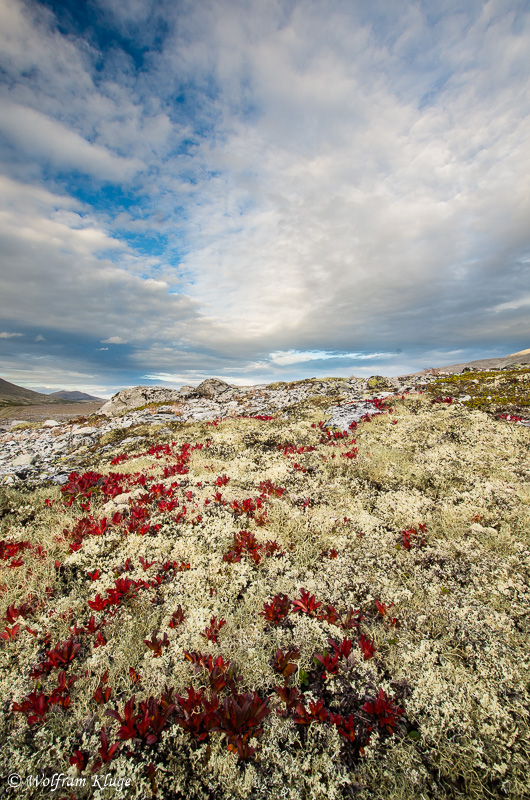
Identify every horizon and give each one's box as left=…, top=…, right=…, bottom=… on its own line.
left=3, top=343, right=528, bottom=401
left=1, top=0, right=529, bottom=397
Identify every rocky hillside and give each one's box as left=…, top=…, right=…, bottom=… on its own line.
left=0, top=367, right=529, bottom=800
left=0, top=377, right=61, bottom=406
left=48, top=391, right=105, bottom=402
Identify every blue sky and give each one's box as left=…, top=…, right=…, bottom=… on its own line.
left=0, top=0, right=529, bottom=398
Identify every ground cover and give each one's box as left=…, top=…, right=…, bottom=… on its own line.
left=0, top=386, right=529, bottom=799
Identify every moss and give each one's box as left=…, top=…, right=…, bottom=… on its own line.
left=1, top=387, right=529, bottom=799
left=426, top=367, right=530, bottom=418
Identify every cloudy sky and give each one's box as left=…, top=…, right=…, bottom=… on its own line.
left=0, top=0, right=529, bottom=397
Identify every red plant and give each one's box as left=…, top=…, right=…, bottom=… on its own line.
left=340, top=607, right=364, bottom=630
left=259, top=593, right=291, bottom=625
left=317, top=603, right=341, bottom=625
left=329, top=712, right=356, bottom=742
left=215, top=474, right=230, bottom=487
left=0, top=624, right=21, bottom=641
left=273, top=685, right=301, bottom=713
left=106, top=697, right=139, bottom=740
left=205, top=656, right=240, bottom=694
left=307, top=698, right=328, bottom=723
left=313, top=650, right=340, bottom=677
left=362, top=688, right=404, bottom=733
left=327, top=637, right=354, bottom=660
left=272, top=647, right=300, bottom=681
left=358, top=634, right=376, bottom=660
left=214, top=691, right=271, bottom=760
left=200, top=616, right=226, bottom=644
left=69, top=750, right=88, bottom=771
left=259, top=480, right=285, bottom=498
left=94, top=671, right=112, bottom=705
left=13, top=691, right=52, bottom=725
left=375, top=599, right=399, bottom=626
left=61, top=471, right=103, bottom=502
left=144, top=631, right=170, bottom=657
left=129, top=667, right=141, bottom=684
left=342, top=448, right=358, bottom=459
left=291, top=588, right=321, bottom=617
left=169, top=605, right=185, bottom=628
left=401, top=525, right=427, bottom=549
left=293, top=702, right=313, bottom=726
left=92, top=727, right=120, bottom=771
left=88, top=594, right=108, bottom=612
left=33, top=637, right=81, bottom=677
left=174, top=687, right=214, bottom=742
left=136, top=696, right=175, bottom=744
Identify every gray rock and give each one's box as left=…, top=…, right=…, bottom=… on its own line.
left=71, top=426, right=100, bottom=435
left=367, top=375, right=398, bottom=391
left=52, top=473, right=70, bottom=485
left=179, top=385, right=196, bottom=397
left=11, top=453, right=34, bottom=467
left=99, top=386, right=182, bottom=417
left=43, top=419, right=60, bottom=427
left=325, top=401, right=384, bottom=432
left=195, top=379, right=232, bottom=399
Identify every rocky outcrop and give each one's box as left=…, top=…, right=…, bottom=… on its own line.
left=97, top=379, right=233, bottom=416
left=367, top=375, right=398, bottom=391
left=195, top=379, right=232, bottom=399
left=99, top=386, right=182, bottom=417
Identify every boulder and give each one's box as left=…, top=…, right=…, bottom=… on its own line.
left=179, top=385, right=196, bottom=398
left=366, top=375, right=396, bottom=391
left=195, top=379, right=232, bottom=399
left=98, top=386, right=182, bottom=417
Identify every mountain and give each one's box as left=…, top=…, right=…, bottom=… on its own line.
left=399, top=347, right=530, bottom=377
left=49, top=390, right=105, bottom=402
left=0, top=377, right=61, bottom=406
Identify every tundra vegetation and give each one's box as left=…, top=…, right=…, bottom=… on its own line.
left=0, top=370, right=529, bottom=799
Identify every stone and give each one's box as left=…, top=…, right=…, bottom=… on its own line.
left=52, top=473, right=70, bottom=485
left=11, top=453, right=33, bottom=467
left=179, top=385, right=196, bottom=397
left=43, top=419, right=60, bottom=427
left=98, top=386, right=182, bottom=417
left=366, top=375, right=396, bottom=391
left=324, top=401, right=378, bottom=432
left=195, top=379, right=232, bottom=399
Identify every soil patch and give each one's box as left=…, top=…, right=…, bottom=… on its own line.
left=0, top=401, right=104, bottom=422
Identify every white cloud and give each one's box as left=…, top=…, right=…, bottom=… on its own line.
left=0, top=100, right=142, bottom=180
left=493, top=295, right=530, bottom=312
left=0, top=0, right=529, bottom=393
left=0, top=331, right=23, bottom=338
left=35, top=335, right=45, bottom=341
left=0, top=176, right=200, bottom=347
left=101, top=336, right=128, bottom=344
left=267, top=350, right=394, bottom=366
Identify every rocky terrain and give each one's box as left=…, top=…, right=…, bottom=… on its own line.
left=1, top=366, right=529, bottom=488
left=0, top=372, right=467, bottom=486
left=0, top=364, right=529, bottom=799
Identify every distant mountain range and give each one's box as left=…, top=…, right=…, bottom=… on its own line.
left=0, top=378, right=103, bottom=406
left=48, top=390, right=105, bottom=402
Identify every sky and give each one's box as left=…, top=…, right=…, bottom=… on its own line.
left=0, top=0, right=529, bottom=398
